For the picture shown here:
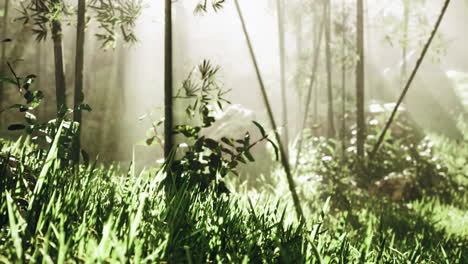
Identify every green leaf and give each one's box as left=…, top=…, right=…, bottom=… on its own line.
left=24, top=91, right=33, bottom=103
left=22, top=75, right=36, bottom=90
left=146, top=137, right=155, bottom=146
left=9, top=104, right=29, bottom=112
left=237, top=156, right=247, bottom=164
left=243, top=133, right=251, bottom=148
left=252, top=121, right=266, bottom=137
left=221, top=147, right=234, bottom=156
left=0, top=78, right=17, bottom=86
left=174, top=125, right=200, bottom=140
left=244, top=150, right=255, bottom=162
left=5, top=192, right=23, bottom=260
left=268, top=139, right=279, bottom=161
left=221, top=137, right=235, bottom=147
left=236, top=139, right=245, bottom=145
left=25, top=112, right=37, bottom=124
left=204, top=138, right=219, bottom=151
left=29, top=91, right=44, bottom=108
left=81, top=150, right=90, bottom=166
left=8, top=124, right=26, bottom=131
left=229, top=161, right=239, bottom=169
left=78, top=104, right=93, bottom=112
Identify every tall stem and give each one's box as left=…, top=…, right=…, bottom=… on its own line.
left=401, top=0, right=409, bottom=87
left=294, top=12, right=325, bottom=170
left=164, top=0, right=174, bottom=159
left=276, top=0, right=289, bottom=157
left=0, top=0, right=10, bottom=121
left=234, top=0, right=304, bottom=222
left=51, top=0, right=67, bottom=117
left=325, top=0, right=336, bottom=138
left=341, top=0, right=347, bottom=159
left=73, top=0, right=86, bottom=163
left=356, top=0, right=366, bottom=162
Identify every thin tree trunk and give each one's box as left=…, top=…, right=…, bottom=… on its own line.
left=401, top=0, right=409, bottom=87
left=313, top=14, right=321, bottom=125
left=294, top=13, right=325, bottom=170
left=72, top=0, right=86, bottom=163
left=371, top=0, right=451, bottom=158
left=36, top=42, right=44, bottom=119
left=100, top=44, right=123, bottom=160
left=234, top=0, right=304, bottom=222
left=0, top=0, right=10, bottom=118
left=313, top=61, right=318, bottom=124
left=294, top=16, right=303, bottom=136
left=356, top=0, right=365, bottom=161
left=341, top=0, right=347, bottom=158
left=325, top=0, right=336, bottom=138
left=164, top=0, right=174, bottom=159
left=276, top=0, right=289, bottom=157
left=110, top=43, right=127, bottom=158
left=364, top=0, right=372, bottom=101
left=51, top=0, right=67, bottom=117
left=295, top=18, right=302, bottom=93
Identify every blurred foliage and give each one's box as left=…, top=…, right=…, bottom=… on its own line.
left=447, top=70, right=468, bottom=110
left=0, top=63, right=91, bottom=164
left=295, top=110, right=465, bottom=212
left=376, top=0, right=448, bottom=63
left=89, top=0, right=142, bottom=48
left=17, top=0, right=142, bottom=48
left=194, top=0, right=226, bottom=14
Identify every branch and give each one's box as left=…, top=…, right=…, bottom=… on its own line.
left=234, top=0, right=305, bottom=222
left=7, top=62, right=21, bottom=91
left=294, top=5, right=326, bottom=172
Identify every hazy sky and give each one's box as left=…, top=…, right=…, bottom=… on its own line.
left=115, top=0, right=467, bottom=158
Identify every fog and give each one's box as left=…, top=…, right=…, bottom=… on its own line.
left=119, top=0, right=467, bottom=164
left=1, top=0, right=467, bottom=165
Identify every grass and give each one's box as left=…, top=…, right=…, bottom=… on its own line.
left=0, top=130, right=467, bottom=263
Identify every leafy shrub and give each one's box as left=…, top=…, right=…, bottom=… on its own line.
left=296, top=111, right=457, bottom=210
left=145, top=61, right=276, bottom=192
left=0, top=63, right=92, bottom=164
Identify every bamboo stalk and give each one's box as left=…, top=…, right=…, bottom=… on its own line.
left=341, top=0, right=347, bottom=159
left=325, top=0, right=336, bottom=138
left=370, top=0, right=451, bottom=158
left=294, top=9, right=326, bottom=171
left=234, top=0, right=304, bottom=221
left=72, top=0, right=86, bottom=163
left=0, top=0, right=10, bottom=124
left=276, top=0, right=289, bottom=158
left=164, top=0, right=174, bottom=159
left=51, top=0, right=67, bottom=117
left=356, top=0, right=365, bottom=161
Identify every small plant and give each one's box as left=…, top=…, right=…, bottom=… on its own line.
left=0, top=62, right=91, bottom=162
left=145, top=60, right=276, bottom=191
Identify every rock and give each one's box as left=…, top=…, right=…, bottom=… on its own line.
left=370, top=171, right=420, bottom=201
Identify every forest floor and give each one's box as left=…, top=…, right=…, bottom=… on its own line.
left=0, top=123, right=467, bottom=263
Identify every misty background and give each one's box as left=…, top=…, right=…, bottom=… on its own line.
left=1, top=0, right=467, bottom=166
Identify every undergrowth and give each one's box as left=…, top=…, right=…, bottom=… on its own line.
left=0, top=62, right=466, bottom=263
left=0, top=131, right=467, bottom=263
